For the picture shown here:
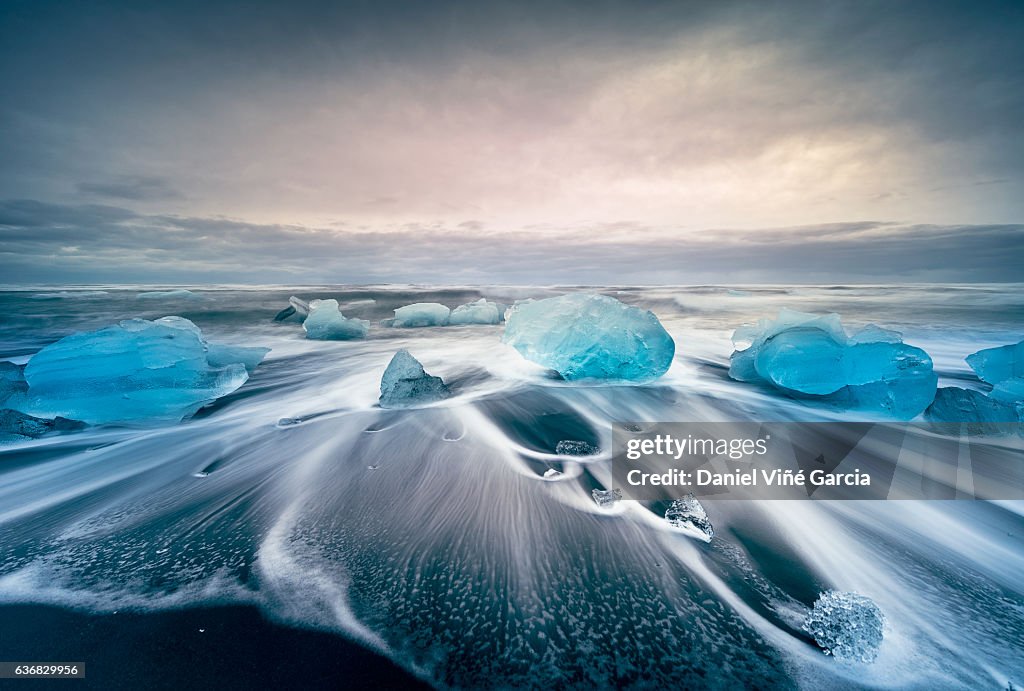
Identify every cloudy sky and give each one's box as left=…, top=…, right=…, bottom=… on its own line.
left=1, top=0, right=1022, bottom=284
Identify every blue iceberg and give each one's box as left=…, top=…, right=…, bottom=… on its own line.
left=302, top=299, right=370, bottom=340
left=729, top=310, right=936, bottom=419
left=379, top=349, right=450, bottom=408
left=449, top=298, right=501, bottom=325
left=502, top=293, right=675, bottom=381
left=8, top=316, right=269, bottom=425
left=966, top=339, right=1024, bottom=386
left=802, top=591, right=885, bottom=663
left=967, top=339, right=1024, bottom=410
left=926, top=339, right=1024, bottom=427
left=925, top=387, right=1020, bottom=431
left=386, top=303, right=451, bottom=328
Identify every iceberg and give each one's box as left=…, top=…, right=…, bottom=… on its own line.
left=136, top=289, right=200, bottom=300
left=591, top=488, right=622, bottom=508
left=502, top=293, right=675, bottom=381
left=967, top=339, right=1024, bottom=410
left=729, top=310, right=937, bottom=419
left=387, top=303, right=451, bottom=328
left=664, top=494, right=714, bottom=541
left=8, top=316, right=269, bottom=425
left=379, top=349, right=450, bottom=408
left=802, top=591, right=885, bottom=663
left=302, top=299, right=370, bottom=340
left=449, top=298, right=501, bottom=325
left=925, top=387, right=1022, bottom=433
left=924, top=341, right=1024, bottom=428
left=966, top=339, right=1024, bottom=386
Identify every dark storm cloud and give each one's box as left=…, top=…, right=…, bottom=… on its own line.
left=1, top=200, right=1021, bottom=284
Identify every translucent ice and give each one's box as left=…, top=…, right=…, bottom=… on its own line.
left=379, top=349, right=450, bottom=408
left=802, top=591, right=885, bottom=663
left=967, top=339, right=1024, bottom=385
left=925, top=387, right=1021, bottom=431
left=591, top=488, right=622, bottom=508
left=664, top=494, right=714, bottom=541
left=387, top=303, right=451, bottom=328
left=502, top=293, right=675, bottom=381
left=730, top=309, right=936, bottom=419
left=449, top=298, right=501, bottom=325
left=967, top=340, right=1024, bottom=413
left=9, top=316, right=269, bottom=425
left=302, top=299, right=370, bottom=340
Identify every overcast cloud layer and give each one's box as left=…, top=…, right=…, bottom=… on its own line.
left=1, top=0, right=1022, bottom=284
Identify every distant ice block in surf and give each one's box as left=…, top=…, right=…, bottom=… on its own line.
left=302, top=299, right=370, bottom=340
left=803, top=591, right=885, bottom=663
left=273, top=296, right=311, bottom=322
left=379, top=349, right=450, bottom=408
left=136, top=289, right=201, bottom=299
left=664, top=494, right=714, bottom=541
left=7, top=316, right=269, bottom=425
left=385, top=302, right=451, bottom=328
left=729, top=309, right=937, bottom=419
left=502, top=293, right=675, bottom=381
left=448, top=298, right=501, bottom=325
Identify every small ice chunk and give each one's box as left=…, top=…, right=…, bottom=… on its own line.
left=379, top=349, right=450, bottom=408
left=302, top=299, right=370, bottom=340
left=9, top=316, right=268, bottom=425
left=592, top=488, right=622, bottom=507
left=665, top=494, right=714, bottom=540
left=555, top=440, right=597, bottom=456
left=543, top=468, right=563, bottom=479
left=136, top=289, right=200, bottom=299
left=729, top=309, right=936, bottom=419
left=502, top=293, right=675, bottom=381
left=289, top=296, right=310, bottom=316
left=388, top=303, right=451, bottom=328
left=802, top=591, right=885, bottom=663
left=449, top=298, right=501, bottom=325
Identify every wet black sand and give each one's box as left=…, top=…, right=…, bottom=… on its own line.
left=0, top=604, right=431, bottom=690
